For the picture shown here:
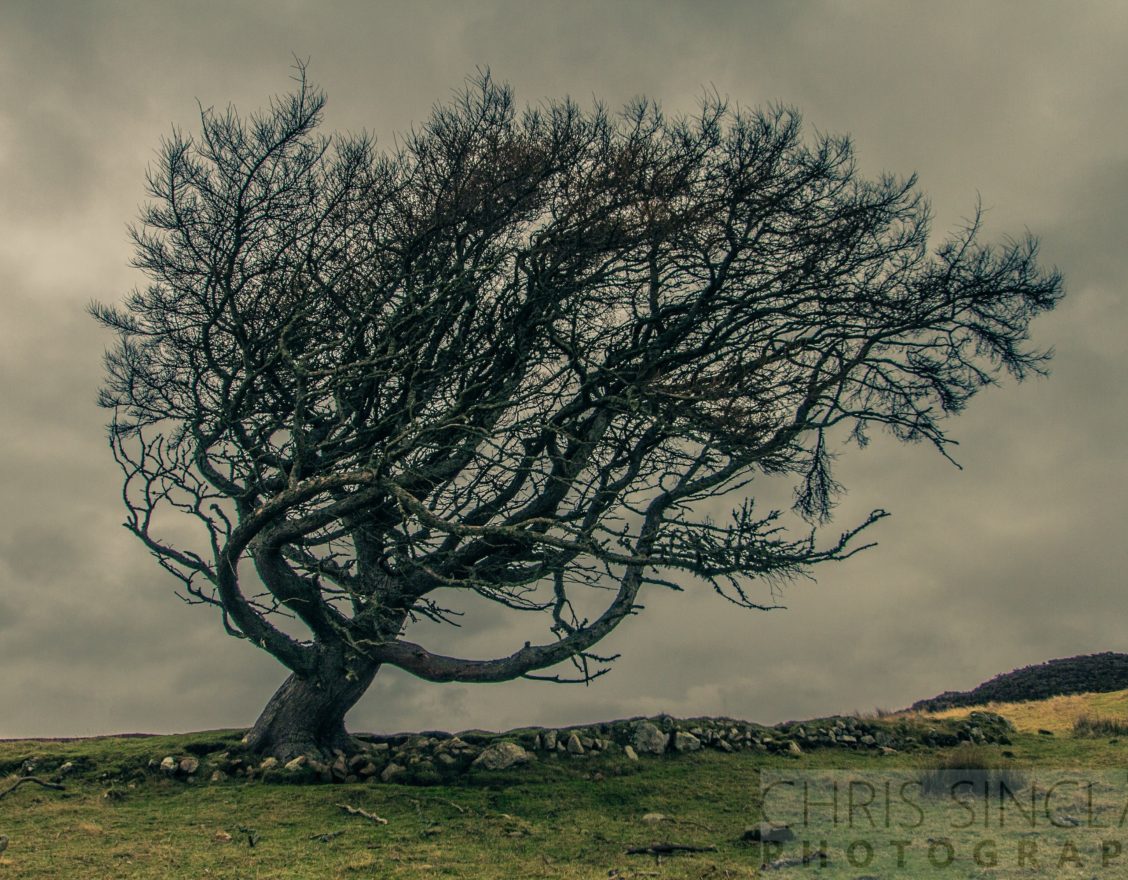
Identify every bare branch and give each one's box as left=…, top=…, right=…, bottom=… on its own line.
left=91, top=70, right=1063, bottom=754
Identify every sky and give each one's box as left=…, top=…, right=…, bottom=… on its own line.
left=1, top=0, right=1125, bottom=738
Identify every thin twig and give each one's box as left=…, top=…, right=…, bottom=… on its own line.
left=625, top=843, right=718, bottom=856
left=337, top=803, right=389, bottom=825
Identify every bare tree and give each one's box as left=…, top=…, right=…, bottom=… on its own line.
left=92, top=68, right=1062, bottom=760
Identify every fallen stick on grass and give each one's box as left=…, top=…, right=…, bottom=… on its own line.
left=336, top=803, right=389, bottom=825
left=626, top=843, right=718, bottom=856
left=0, top=777, right=66, bottom=800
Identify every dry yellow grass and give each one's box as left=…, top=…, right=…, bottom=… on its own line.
left=912, top=687, right=1128, bottom=734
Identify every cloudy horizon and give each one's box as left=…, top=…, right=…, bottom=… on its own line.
left=1, top=1, right=1125, bottom=739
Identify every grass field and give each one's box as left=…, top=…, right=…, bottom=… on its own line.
left=913, top=687, right=1128, bottom=734
left=3, top=703, right=1128, bottom=879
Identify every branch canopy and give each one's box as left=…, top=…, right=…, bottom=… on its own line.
left=93, top=68, right=1062, bottom=683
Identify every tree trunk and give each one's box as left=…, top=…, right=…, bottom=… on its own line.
left=241, top=656, right=380, bottom=762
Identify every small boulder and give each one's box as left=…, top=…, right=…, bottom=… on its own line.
left=632, top=720, right=669, bottom=755
left=471, top=741, right=530, bottom=771
left=742, top=823, right=795, bottom=843
left=673, top=731, right=701, bottom=753
left=566, top=733, right=585, bottom=755
left=159, top=756, right=177, bottom=775
left=623, top=745, right=639, bottom=762
left=357, top=762, right=379, bottom=778
left=283, top=755, right=308, bottom=772
left=259, top=757, right=279, bottom=772
left=348, top=753, right=369, bottom=771
left=380, top=762, right=406, bottom=782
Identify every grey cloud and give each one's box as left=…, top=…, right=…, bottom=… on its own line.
left=1, top=1, right=1125, bottom=738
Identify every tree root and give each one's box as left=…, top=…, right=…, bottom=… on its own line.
left=0, top=777, right=65, bottom=800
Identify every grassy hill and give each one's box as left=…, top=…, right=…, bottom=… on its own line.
left=915, top=687, right=1128, bottom=735
left=910, top=652, right=1128, bottom=711
left=4, top=703, right=1128, bottom=879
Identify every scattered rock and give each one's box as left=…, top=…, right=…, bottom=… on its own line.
left=641, top=812, right=670, bottom=824
left=357, top=762, right=378, bottom=778
left=159, top=756, right=177, bottom=774
left=308, top=760, right=332, bottom=783
left=348, top=754, right=369, bottom=771
left=259, top=757, right=279, bottom=772
left=762, top=848, right=828, bottom=870
left=380, top=763, right=406, bottom=782
left=743, top=823, right=795, bottom=843
left=623, top=745, right=639, bottom=762
left=673, top=731, right=701, bottom=753
left=471, top=741, right=530, bottom=771
left=566, top=733, right=585, bottom=756
left=283, top=755, right=308, bottom=772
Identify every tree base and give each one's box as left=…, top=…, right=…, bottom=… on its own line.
left=241, top=664, right=379, bottom=762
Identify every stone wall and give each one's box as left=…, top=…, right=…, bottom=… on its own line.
left=172, top=711, right=1014, bottom=786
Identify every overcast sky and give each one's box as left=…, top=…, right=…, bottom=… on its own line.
left=1, top=1, right=1125, bottom=738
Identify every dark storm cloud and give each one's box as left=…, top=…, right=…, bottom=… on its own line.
left=1, top=0, right=1125, bottom=737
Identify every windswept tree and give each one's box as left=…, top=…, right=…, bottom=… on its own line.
left=93, top=69, right=1062, bottom=761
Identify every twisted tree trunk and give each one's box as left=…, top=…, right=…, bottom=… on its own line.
left=241, top=655, right=380, bottom=762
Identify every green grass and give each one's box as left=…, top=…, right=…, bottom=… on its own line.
left=3, top=722, right=1128, bottom=878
